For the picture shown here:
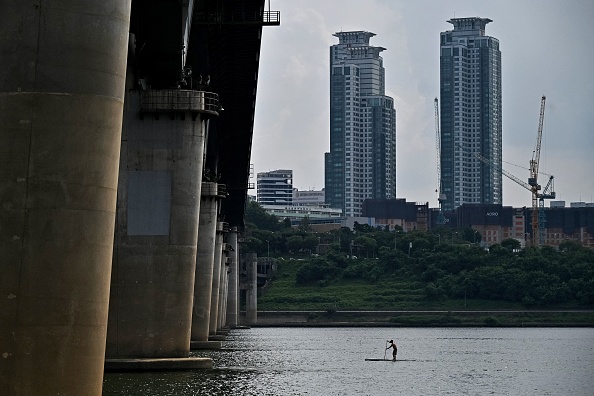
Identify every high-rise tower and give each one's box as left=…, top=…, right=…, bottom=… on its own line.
left=439, top=17, right=502, bottom=211
left=325, top=31, right=396, bottom=217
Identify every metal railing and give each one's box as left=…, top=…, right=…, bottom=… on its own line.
left=194, top=10, right=280, bottom=25
left=140, top=89, right=219, bottom=116
left=217, top=222, right=229, bottom=233
left=217, top=183, right=228, bottom=198
left=263, top=11, right=280, bottom=25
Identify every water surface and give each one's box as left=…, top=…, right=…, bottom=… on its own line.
left=103, top=327, right=594, bottom=395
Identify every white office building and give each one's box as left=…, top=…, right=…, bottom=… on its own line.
left=293, top=188, right=325, bottom=206
left=257, top=169, right=293, bottom=206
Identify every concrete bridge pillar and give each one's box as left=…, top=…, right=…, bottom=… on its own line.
left=219, top=242, right=231, bottom=330
left=106, top=88, right=217, bottom=364
left=209, top=220, right=225, bottom=335
left=191, top=182, right=218, bottom=344
left=226, top=227, right=239, bottom=327
left=245, top=253, right=258, bottom=325
left=0, top=1, right=131, bottom=394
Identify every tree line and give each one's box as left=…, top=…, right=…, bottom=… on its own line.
left=244, top=201, right=594, bottom=307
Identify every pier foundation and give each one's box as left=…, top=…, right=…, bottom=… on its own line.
left=0, top=2, right=131, bottom=394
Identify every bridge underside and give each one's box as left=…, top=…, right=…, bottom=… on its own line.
left=131, top=0, right=271, bottom=230
left=1, top=0, right=277, bottom=393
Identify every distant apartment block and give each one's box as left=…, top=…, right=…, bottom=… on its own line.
left=454, top=204, right=518, bottom=246
left=440, top=17, right=502, bottom=211
left=537, top=205, right=594, bottom=247
left=325, top=31, right=397, bottom=218
left=441, top=204, right=593, bottom=248
left=257, top=169, right=293, bottom=205
left=363, top=199, right=593, bottom=248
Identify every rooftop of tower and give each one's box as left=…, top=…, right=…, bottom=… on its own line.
left=333, top=30, right=376, bottom=45
left=447, top=17, right=492, bottom=35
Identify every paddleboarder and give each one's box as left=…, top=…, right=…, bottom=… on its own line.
left=386, top=339, right=397, bottom=361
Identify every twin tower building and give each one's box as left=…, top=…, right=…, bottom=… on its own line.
left=325, top=17, right=501, bottom=216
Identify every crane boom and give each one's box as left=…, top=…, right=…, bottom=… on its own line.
left=541, top=175, right=555, bottom=198
left=472, top=150, right=531, bottom=191
left=529, top=95, right=546, bottom=187
left=529, top=96, right=546, bottom=247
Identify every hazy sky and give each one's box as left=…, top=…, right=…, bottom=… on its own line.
left=252, top=0, right=594, bottom=208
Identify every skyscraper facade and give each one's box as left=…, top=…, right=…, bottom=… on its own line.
left=325, top=31, right=396, bottom=217
left=440, top=17, right=502, bottom=212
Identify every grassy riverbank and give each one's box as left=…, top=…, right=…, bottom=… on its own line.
left=256, top=258, right=594, bottom=327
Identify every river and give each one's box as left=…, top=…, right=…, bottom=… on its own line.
left=103, top=327, right=594, bottom=395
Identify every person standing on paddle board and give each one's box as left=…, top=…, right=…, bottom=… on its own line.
left=386, top=340, right=397, bottom=361
left=386, top=340, right=398, bottom=361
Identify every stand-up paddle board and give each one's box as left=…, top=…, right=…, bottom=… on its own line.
left=365, top=358, right=416, bottom=361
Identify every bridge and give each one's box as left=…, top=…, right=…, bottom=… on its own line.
left=0, top=0, right=278, bottom=394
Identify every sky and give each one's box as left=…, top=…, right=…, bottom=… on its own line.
left=251, top=0, right=594, bottom=209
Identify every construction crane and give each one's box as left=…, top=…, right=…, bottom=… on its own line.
left=434, top=98, right=446, bottom=225
left=537, top=175, right=555, bottom=245
left=528, top=95, right=548, bottom=247
left=469, top=151, right=555, bottom=246
left=464, top=95, right=555, bottom=246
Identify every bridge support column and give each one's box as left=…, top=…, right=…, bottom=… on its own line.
left=226, top=227, right=239, bottom=327
left=219, top=243, right=231, bottom=330
left=106, top=89, right=215, bottom=368
left=190, top=182, right=218, bottom=349
left=0, top=2, right=131, bottom=394
left=245, top=253, right=258, bottom=325
left=209, top=221, right=225, bottom=335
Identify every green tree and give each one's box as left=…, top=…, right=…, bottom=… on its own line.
left=286, top=235, right=303, bottom=253
left=298, top=216, right=312, bottom=233
left=501, top=238, right=521, bottom=251
left=559, top=240, right=585, bottom=253
left=295, top=257, right=341, bottom=285
left=302, top=235, right=320, bottom=254
left=282, top=217, right=292, bottom=228
left=245, top=201, right=281, bottom=231
left=354, top=236, right=377, bottom=258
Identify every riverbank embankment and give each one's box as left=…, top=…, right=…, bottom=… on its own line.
left=247, top=310, right=594, bottom=327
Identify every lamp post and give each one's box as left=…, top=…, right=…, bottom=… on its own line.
left=266, top=240, right=270, bottom=259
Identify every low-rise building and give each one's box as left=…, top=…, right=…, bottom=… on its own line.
left=257, top=169, right=293, bottom=205
left=362, top=198, right=429, bottom=232
left=364, top=199, right=594, bottom=248
left=293, top=188, right=325, bottom=206
left=261, top=203, right=342, bottom=225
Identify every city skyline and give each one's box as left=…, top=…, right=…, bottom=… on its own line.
left=252, top=0, right=594, bottom=209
